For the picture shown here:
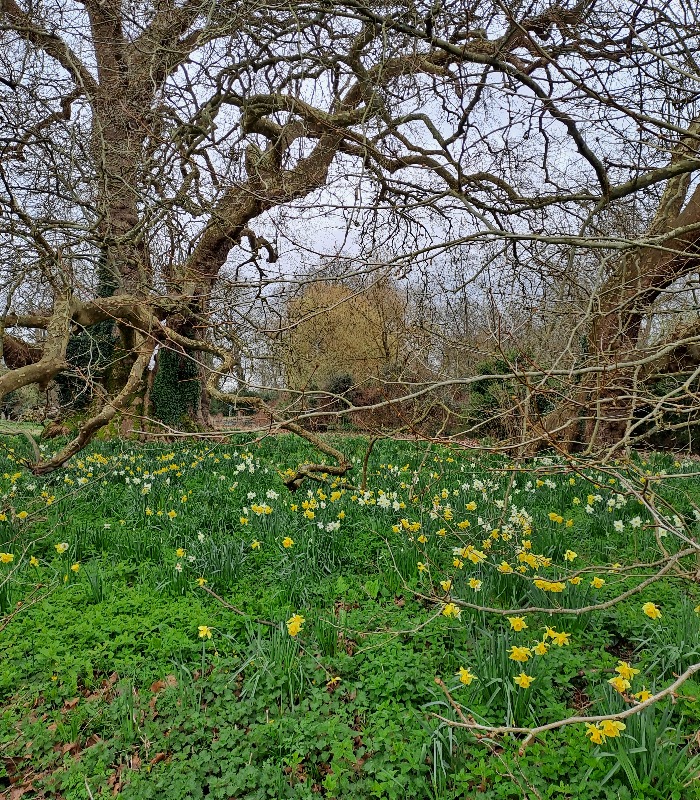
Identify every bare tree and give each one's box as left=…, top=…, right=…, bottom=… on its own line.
left=2, top=0, right=700, bottom=471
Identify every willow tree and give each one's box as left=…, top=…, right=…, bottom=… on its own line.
left=2, top=0, right=700, bottom=472
left=283, top=279, right=408, bottom=393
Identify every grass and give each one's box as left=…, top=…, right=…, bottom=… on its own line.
left=0, top=419, right=43, bottom=437
left=0, top=433, right=699, bottom=799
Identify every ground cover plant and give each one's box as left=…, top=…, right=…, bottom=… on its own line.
left=1, top=432, right=699, bottom=799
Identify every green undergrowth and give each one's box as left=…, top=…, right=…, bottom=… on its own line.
left=0, top=435, right=699, bottom=799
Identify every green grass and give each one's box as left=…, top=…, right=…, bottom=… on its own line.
left=0, top=419, right=43, bottom=437
left=0, top=435, right=699, bottom=799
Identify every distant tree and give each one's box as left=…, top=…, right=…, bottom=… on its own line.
left=283, top=279, right=408, bottom=396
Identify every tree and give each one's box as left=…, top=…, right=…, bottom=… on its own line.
left=2, top=0, right=700, bottom=472
left=283, top=278, right=408, bottom=394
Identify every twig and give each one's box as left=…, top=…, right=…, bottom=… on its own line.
left=433, top=661, right=700, bottom=754
left=199, top=585, right=277, bottom=627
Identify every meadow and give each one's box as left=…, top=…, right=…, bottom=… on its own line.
left=1, top=433, right=699, bottom=800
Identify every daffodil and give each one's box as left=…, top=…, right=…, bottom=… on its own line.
left=442, top=602, right=461, bottom=619
left=29, top=556, right=39, bottom=567
left=591, top=577, right=605, bottom=589
left=508, top=645, right=531, bottom=663
left=600, top=720, right=625, bottom=738
left=198, top=625, right=213, bottom=639
left=55, top=542, right=69, bottom=554
left=507, top=616, right=528, bottom=632
left=468, top=578, right=482, bottom=591
left=0, top=552, right=14, bottom=564
left=551, top=631, right=570, bottom=646
left=608, top=676, right=631, bottom=694
left=634, top=688, right=653, bottom=702
left=564, top=550, right=577, bottom=561
left=282, top=536, right=294, bottom=548
left=251, top=539, right=261, bottom=549
left=585, top=723, right=606, bottom=744
left=457, top=667, right=477, bottom=685
left=513, top=672, right=535, bottom=688
left=70, top=562, right=80, bottom=573
left=615, top=661, right=640, bottom=681
left=642, top=602, right=661, bottom=619
left=196, top=577, right=207, bottom=587
left=440, top=579, right=452, bottom=592
left=286, top=613, right=305, bottom=636
left=534, top=640, right=549, bottom=656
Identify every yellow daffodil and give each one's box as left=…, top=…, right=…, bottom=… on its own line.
left=251, top=539, right=261, bottom=549
left=70, top=562, right=80, bottom=573
left=442, top=602, right=461, bottom=619
left=634, top=688, right=653, bottom=702
left=507, top=616, right=528, bottom=632
left=585, top=723, right=606, bottom=744
left=591, top=577, right=605, bottom=589
left=0, top=552, right=13, bottom=564
left=440, top=579, right=452, bottom=592
left=457, top=667, right=477, bottom=685
left=29, top=556, right=39, bottom=567
left=615, top=661, right=640, bottom=681
left=196, top=577, right=207, bottom=587
left=600, top=720, right=625, bottom=738
left=551, top=631, right=571, bottom=646
left=508, top=645, right=531, bottom=663
left=564, top=550, right=577, bottom=561
left=642, top=602, right=661, bottom=619
left=468, top=578, right=482, bottom=591
left=198, top=625, right=213, bottom=639
left=55, top=542, right=69, bottom=554
left=514, top=672, right=535, bottom=688
left=282, top=536, right=294, bottom=548
left=497, top=561, right=514, bottom=574
left=286, top=613, right=305, bottom=637
left=608, top=676, right=631, bottom=694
